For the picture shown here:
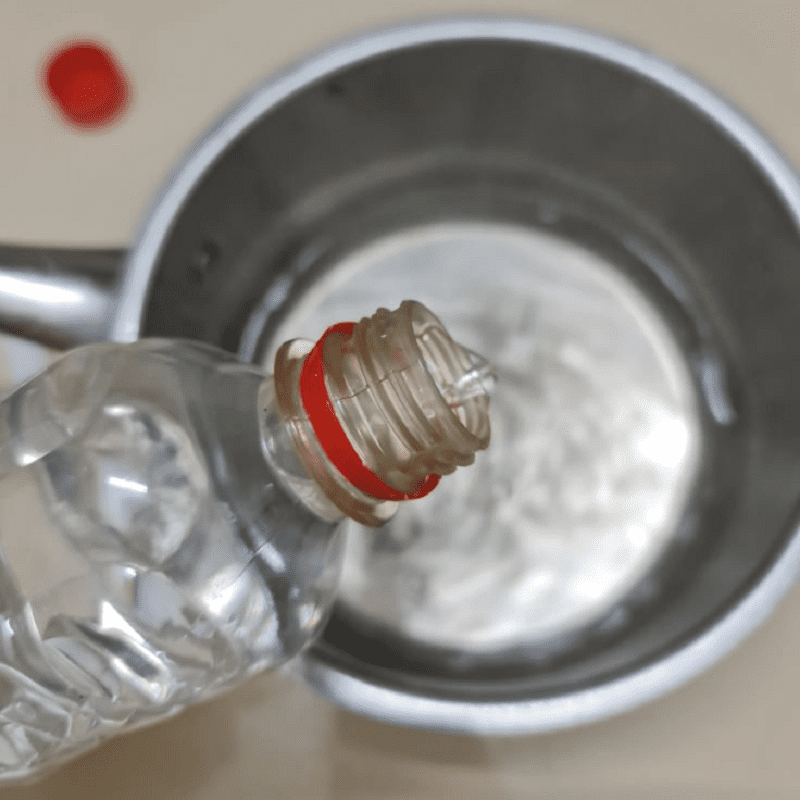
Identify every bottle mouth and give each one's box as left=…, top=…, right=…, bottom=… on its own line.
left=405, top=301, right=495, bottom=449
left=273, top=301, right=494, bottom=527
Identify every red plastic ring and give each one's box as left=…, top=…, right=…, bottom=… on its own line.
left=299, top=322, right=439, bottom=502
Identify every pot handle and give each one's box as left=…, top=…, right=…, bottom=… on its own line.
left=0, top=245, right=125, bottom=349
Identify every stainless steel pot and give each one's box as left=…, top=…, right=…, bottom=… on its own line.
left=5, top=19, right=800, bottom=735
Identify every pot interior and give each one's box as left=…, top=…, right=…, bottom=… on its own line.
left=140, top=37, right=800, bottom=704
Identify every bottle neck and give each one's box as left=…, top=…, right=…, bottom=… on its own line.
left=259, top=376, right=346, bottom=524
left=264, top=301, right=494, bottom=527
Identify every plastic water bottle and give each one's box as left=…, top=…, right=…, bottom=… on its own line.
left=0, top=300, right=492, bottom=782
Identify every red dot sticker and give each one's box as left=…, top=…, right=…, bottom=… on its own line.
left=44, top=41, right=130, bottom=129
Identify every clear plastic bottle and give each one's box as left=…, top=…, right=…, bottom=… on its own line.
left=0, top=300, right=492, bottom=782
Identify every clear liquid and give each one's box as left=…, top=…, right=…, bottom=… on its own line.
left=268, top=222, right=701, bottom=652
left=0, top=340, right=342, bottom=780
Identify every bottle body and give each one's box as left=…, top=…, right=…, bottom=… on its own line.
left=0, top=300, right=494, bottom=783
left=0, top=339, right=342, bottom=780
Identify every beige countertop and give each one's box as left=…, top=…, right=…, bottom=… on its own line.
left=1, top=1, right=800, bottom=797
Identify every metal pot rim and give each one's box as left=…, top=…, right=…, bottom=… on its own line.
left=113, top=18, right=800, bottom=733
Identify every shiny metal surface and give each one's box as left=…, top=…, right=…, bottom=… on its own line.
left=0, top=247, right=121, bottom=347
left=119, top=21, right=800, bottom=732
left=269, top=223, right=702, bottom=655
left=112, top=18, right=800, bottom=342
left=4, top=18, right=800, bottom=736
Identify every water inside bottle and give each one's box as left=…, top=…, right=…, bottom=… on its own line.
left=0, top=341, right=342, bottom=778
